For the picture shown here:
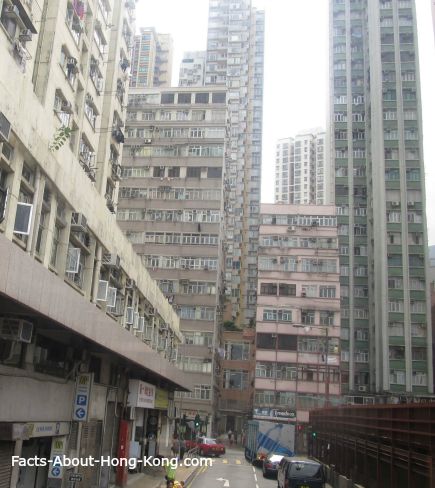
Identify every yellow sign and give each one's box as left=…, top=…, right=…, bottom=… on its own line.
left=155, top=388, right=169, bottom=410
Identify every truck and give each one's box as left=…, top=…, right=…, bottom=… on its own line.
left=244, top=420, right=295, bottom=464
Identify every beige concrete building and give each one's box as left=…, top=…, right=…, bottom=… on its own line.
left=255, top=204, right=341, bottom=449
left=130, top=27, right=174, bottom=89
left=179, top=51, right=206, bottom=87
left=0, top=1, right=189, bottom=486
left=118, top=86, right=227, bottom=435
left=206, top=0, right=265, bottom=329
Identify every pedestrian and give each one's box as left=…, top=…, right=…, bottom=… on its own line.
left=179, top=439, right=185, bottom=461
left=234, top=431, right=238, bottom=445
left=165, top=461, right=177, bottom=488
left=227, top=429, right=232, bottom=446
left=171, top=437, right=179, bottom=457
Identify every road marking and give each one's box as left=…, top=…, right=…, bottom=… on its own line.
left=255, top=484, right=259, bottom=488
left=222, top=459, right=228, bottom=464
left=252, top=466, right=255, bottom=473
left=254, top=473, right=257, bottom=481
left=216, top=478, right=230, bottom=487
left=236, top=459, right=241, bottom=465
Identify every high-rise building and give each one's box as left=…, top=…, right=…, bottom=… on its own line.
left=154, top=33, right=174, bottom=87
left=179, top=51, right=206, bottom=87
left=118, top=87, right=227, bottom=434
left=0, top=1, right=190, bottom=485
left=275, top=129, right=328, bottom=205
left=330, top=0, right=432, bottom=395
left=255, top=204, right=340, bottom=451
left=205, top=0, right=265, bottom=329
left=130, top=28, right=173, bottom=89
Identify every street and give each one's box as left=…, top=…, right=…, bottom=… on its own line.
left=188, top=448, right=276, bottom=488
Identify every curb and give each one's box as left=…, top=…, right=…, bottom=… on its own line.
left=184, top=464, right=201, bottom=487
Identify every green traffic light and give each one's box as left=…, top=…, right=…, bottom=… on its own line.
left=312, top=432, right=317, bottom=438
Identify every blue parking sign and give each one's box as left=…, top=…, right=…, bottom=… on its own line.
left=76, top=395, right=87, bottom=405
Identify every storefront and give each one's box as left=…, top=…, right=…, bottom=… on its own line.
left=0, top=421, right=70, bottom=488
left=127, top=380, right=156, bottom=460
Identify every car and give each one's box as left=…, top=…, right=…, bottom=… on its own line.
left=277, top=457, right=326, bottom=488
left=188, top=437, right=226, bottom=457
left=262, top=453, right=284, bottom=478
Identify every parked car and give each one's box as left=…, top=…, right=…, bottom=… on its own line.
left=277, top=457, right=326, bottom=488
left=262, top=453, right=284, bottom=478
left=186, top=437, right=225, bottom=457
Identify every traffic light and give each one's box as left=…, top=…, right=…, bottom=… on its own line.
left=194, top=414, right=201, bottom=429
left=312, top=431, right=317, bottom=439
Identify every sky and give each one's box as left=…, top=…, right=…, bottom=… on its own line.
left=135, top=0, right=435, bottom=244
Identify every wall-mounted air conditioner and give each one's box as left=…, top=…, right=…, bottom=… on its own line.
left=0, top=318, right=33, bottom=343
left=71, top=212, right=87, bottom=231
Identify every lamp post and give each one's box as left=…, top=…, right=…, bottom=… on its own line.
left=294, top=324, right=332, bottom=407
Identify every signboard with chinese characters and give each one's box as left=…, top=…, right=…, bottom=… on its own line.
left=24, top=422, right=70, bottom=439
left=155, top=388, right=169, bottom=410
left=127, top=380, right=155, bottom=409
left=72, top=373, right=93, bottom=421
left=253, top=408, right=296, bottom=420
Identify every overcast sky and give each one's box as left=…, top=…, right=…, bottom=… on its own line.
left=135, top=0, right=435, bottom=244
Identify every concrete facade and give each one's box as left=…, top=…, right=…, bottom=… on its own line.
left=330, top=0, right=433, bottom=395
left=130, top=28, right=173, bottom=89
left=205, top=0, right=265, bottom=329
left=217, top=328, right=255, bottom=436
left=0, top=1, right=189, bottom=486
left=275, top=129, right=329, bottom=206
left=118, top=86, right=227, bottom=434
left=255, top=204, right=341, bottom=437
left=178, top=51, right=206, bottom=87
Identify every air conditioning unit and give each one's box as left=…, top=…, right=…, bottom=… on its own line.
left=144, top=138, right=152, bottom=144
left=0, top=112, right=11, bottom=143
left=407, top=201, right=415, bottom=207
left=86, top=93, right=94, bottom=104
left=287, top=225, right=296, bottom=233
left=18, top=29, right=32, bottom=42
left=391, top=201, right=400, bottom=207
left=60, top=101, right=73, bottom=114
left=358, top=385, right=368, bottom=392
left=136, top=317, right=145, bottom=333
left=5, top=5, right=20, bottom=18
left=0, top=318, right=33, bottom=343
left=160, top=323, right=169, bottom=331
left=126, top=307, right=134, bottom=324
left=71, top=212, right=87, bottom=231
left=125, top=278, right=136, bottom=289
left=103, top=253, right=120, bottom=268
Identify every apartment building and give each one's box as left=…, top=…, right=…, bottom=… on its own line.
left=130, top=27, right=173, bottom=89
left=275, top=129, right=329, bottom=206
left=154, top=33, right=173, bottom=87
left=255, top=204, right=340, bottom=451
left=330, top=0, right=432, bottom=395
left=0, top=1, right=191, bottom=486
left=218, top=327, right=255, bottom=435
left=205, top=0, right=265, bottom=329
left=117, top=87, right=227, bottom=435
left=179, top=51, right=206, bottom=87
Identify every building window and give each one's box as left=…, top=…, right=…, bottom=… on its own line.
left=224, top=342, right=250, bottom=360
left=223, top=370, right=248, bottom=390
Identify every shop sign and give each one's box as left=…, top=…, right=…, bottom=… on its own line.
left=253, top=408, right=296, bottom=420
left=24, top=422, right=70, bottom=439
left=127, top=380, right=155, bottom=409
left=72, top=373, right=93, bottom=422
left=47, top=436, right=68, bottom=479
left=155, top=388, right=169, bottom=410
left=68, top=473, right=83, bottom=482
